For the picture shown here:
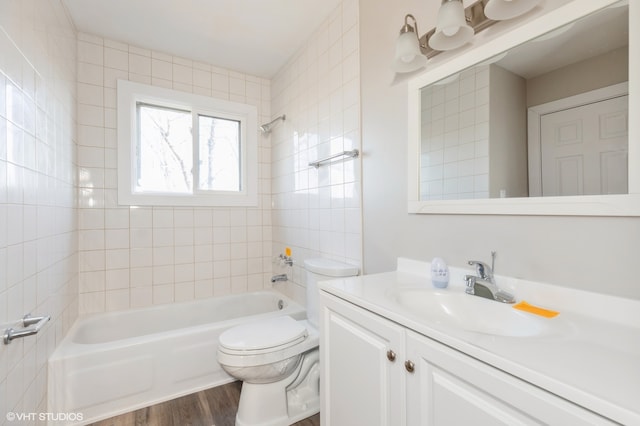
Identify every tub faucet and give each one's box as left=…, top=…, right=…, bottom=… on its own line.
left=271, top=274, right=288, bottom=283
left=278, top=253, right=293, bottom=267
left=465, top=253, right=515, bottom=304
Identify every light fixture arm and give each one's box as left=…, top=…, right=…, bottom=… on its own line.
left=400, top=14, right=428, bottom=51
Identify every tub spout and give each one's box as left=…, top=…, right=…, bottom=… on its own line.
left=271, top=274, right=288, bottom=283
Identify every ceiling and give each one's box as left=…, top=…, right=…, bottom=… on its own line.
left=63, top=0, right=342, bottom=78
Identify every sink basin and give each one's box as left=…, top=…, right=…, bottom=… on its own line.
left=389, top=289, right=557, bottom=337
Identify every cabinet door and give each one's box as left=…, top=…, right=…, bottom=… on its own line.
left=405, top=330, right=615, bottom=426
left=320, top=293, right=405, bottom=426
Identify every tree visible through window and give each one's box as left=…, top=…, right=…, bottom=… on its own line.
left=198, top=114, right=241, bottom=192
left=117, top=79, right=257, bottom=207
left=135, top=104, right=241, bottom=195
left=137, top=103, right=192, bottom=193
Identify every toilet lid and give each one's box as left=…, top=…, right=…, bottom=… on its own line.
left=219, top=316, right=308, bottom=352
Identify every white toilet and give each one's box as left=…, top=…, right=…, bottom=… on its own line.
left=217, top=258, right=359, bottom=426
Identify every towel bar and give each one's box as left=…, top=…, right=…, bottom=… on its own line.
left=3, top=314, right=50, bottom=344
left=309, top=149, right=359, bottom=168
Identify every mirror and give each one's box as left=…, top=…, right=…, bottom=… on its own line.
left=420, top=2, right=628, bottom=200
left=408, top=0, right=640, bottom=215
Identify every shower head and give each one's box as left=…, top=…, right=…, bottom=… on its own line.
left=260, top=114, right=286, bottom=134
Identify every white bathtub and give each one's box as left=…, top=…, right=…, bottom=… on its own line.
left=48, top=291, right=305, bottom=425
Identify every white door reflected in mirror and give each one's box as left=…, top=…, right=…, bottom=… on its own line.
left=538, top=95, right=628, bottom=196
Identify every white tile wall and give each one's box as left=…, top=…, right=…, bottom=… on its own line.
left=0, top=0, right=79, bottom=421
left=0, top=0, right=360, bottom=418
left=420, top=65, right=490, bottom=200
left=270, top=0, right=362, bottom=303
left=76, top=33, right=273, bottom=314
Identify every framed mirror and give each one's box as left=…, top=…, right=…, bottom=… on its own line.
left=407, top=0, right=640, bottom=215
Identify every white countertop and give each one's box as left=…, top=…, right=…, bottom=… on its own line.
left=318, top=258, right=640, bottom=425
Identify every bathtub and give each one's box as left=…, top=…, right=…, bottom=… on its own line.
left=48, top=291, right=305, bottom=425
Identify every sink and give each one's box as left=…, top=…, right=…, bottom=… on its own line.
left=389, top=289, right=558, bottom=337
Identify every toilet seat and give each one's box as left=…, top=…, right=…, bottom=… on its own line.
left=219, top=316, right=308, bottom=356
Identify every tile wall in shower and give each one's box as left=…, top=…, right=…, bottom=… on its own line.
left=75, top=34, right=273, bottom=314
left=270, top=0, right=362, bottom=303
left=0, top=0, right=78, bottom=419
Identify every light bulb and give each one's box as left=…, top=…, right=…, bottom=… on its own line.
left=428, top=0, right=473, bottom=51
left=484, top=0, right=540, bottom=21
left=401, top=54, right=415, bottom=63
left=393, top=14, right=428, bottom=73
left=442, top=26, right=460, bottom=37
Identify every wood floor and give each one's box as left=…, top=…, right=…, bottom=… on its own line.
left=88, top=381, right=320, bottom=426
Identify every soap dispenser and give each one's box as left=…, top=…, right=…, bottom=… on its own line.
left=431, top=257, right=449, bottom=288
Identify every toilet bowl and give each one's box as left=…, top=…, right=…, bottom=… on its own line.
left=218, top=317, right=320, bottom=426
left=217, top=258, right=359, bottom=426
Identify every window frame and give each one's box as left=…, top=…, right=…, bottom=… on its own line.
left=117, top=79, right=258, bottom=207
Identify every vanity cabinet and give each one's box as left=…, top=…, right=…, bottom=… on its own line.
left=319, top=291, right=615, bottom=426
left=319, top=291, right=406, bottom=426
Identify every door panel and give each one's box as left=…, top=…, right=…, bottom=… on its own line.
left=405, top=330, right=614, bottom=425
left=540, top=95, right=628, bottom=196
left=320, top=294, right=405, bottom=426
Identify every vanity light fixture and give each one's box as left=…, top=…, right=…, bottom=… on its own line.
left=394, top=0, right=541, bottom=73
left=428, top=0, right=474, bottom=51
left=484, top=0, right=540, bottom=21
left=393, top=14, right=428, bottom=73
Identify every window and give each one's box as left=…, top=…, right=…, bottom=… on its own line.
left=117, top=80, right=258, bottom=206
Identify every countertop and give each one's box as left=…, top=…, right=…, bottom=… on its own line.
left=318, top=258, right=640, bottom=425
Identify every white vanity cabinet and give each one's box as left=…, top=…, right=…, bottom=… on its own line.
left=319, top=291, right=406, bottom=426
left=320, top=291, right=616, bottom=426
left=404, top=330, right=615, bottom=425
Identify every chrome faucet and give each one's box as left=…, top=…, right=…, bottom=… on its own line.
left=271, top=274, right=288, bottom=283
left=278, top=253, right=293, bottom=267
left=464, top=252, right=515, bottom=304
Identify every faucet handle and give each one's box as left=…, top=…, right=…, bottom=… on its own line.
left=467, top=260, right=492, bottom=279
left=463, top=275, right=476, bottom=295
left=278, top=253, right=293, bottom=267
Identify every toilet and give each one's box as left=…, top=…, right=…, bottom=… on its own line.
left=217, top=258, right=359, bottom=426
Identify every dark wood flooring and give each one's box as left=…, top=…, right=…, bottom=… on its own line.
left=88, top=381, right=320, bottom=426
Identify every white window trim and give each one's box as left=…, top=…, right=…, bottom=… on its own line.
left=117, top=79, right=258, bottom=207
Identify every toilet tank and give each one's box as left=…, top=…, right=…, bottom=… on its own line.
left=304, top=258, right=359, bottom=328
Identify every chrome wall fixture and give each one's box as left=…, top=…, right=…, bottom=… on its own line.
left=260, top=114, right=286, bottom=134
left=308, top=149, right=360, bottom=169
left=393, top=0, right=540, bottom=73
left=3, top=314, right=51, bottom=344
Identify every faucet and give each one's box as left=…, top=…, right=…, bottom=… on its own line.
left=278, top=253, right=293, bottom=267
left=271, top=274, right=288, bottom=283
left=464, top=252, right=515, bottom=304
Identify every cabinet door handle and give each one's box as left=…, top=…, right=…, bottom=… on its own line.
left=404, top=360, right=415, bottom=373
left=386, top=350, right=396, bottom=362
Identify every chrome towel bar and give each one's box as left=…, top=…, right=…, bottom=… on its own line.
left=309, top=149, right=359, bottom=168
left=3, top=314, right=50, bottom=344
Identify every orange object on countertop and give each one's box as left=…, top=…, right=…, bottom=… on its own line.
left=513, top=301, right=559, bottom=318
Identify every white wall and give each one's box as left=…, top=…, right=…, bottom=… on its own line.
left=527, top=46, right=628, bottom=107
left=76, top=34, right=273, bottom=313
left=489, top=65, right=528, bottom=198
left=270, top=0, right=361, bottom=303
left=361, top=0, right=640, bottom=300
left=0, top=0, right=79, bottom=418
